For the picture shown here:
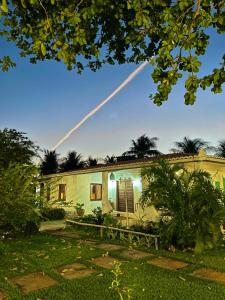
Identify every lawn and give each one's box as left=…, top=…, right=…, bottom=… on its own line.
left=1, top=230, right=225, bottom=300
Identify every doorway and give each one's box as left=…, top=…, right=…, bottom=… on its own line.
left=116, top=179, right=134, bottom=213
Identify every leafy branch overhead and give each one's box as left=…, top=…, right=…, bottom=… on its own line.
left=0, top=0, right=224, bottom=105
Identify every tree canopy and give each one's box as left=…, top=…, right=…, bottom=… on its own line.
left=1, top=0, right=224, bottom=105
left=123, top=134, right=160, bottom=158
left=172, top=136, right=210, bottom=154
left=0, top=128, right=39, bottom=169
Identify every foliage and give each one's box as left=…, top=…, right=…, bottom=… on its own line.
left=0, top=56, right=16, bottom=71
left=103, top=213, right=118, bottom=227
left=1, top=1, right=224, bottom=105
left=172, top=136, right=211, bottom=154
left=41, top=207, right=66, bottom=220
left=92, top=206, right=104, bottom=225
left=0, top=128, right=39, bottom=170
left=110, top=261, right=133, bottom=300
left=141, top=160, right=225, bottom=253
left=123, top=135, right=160, bottom=158
left=129, top=221, right=160, bottom=235
left=60, top=151, right=85, bottom=172
left=86, top=156, right=98, bottom=167
left=75, top=202, right=84, bottom=210
left=0, top=163, right=41, bottom=235
left=214, top=140, right=225, bottom=158
left=105, top=155, right=117, bottom=164
left=0, top=241, right=8, bottom=256
left=40, top=150, right=59, bottom=175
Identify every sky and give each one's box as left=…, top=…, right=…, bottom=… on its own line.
left=1, top=31, right=224, bottom=160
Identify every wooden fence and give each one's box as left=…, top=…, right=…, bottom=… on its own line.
left=66, top=219, right=159, bottom=250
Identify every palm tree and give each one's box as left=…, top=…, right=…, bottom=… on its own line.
left=215, top=140, right=225, bottom=158
left=40, top=150, right=58, bottom=175
left=60, top=151, right=84, bottom=172
left=104, top=155, right=117, bottom=164
left=141, top=160, right=225, bottom=253
left=173, top=137, right=210, bottom=154
left=123, top=134, right=160, bottom=158
left=86, top=156, right=98, bottom=167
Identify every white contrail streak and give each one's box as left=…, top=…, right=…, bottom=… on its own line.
left=52, top=61, right=149, bottom=151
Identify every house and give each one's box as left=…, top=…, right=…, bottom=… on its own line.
left=41, top=149, right=225, bottom=226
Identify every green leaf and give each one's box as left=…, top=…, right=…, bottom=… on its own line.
left=1, top=0, right=8, bottom=13
left=41, top=43, right=46, bottom=56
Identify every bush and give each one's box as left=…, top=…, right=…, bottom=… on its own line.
left=24, top=221, right=40, bottom=236
left=103, top=213, right=118, bottom=227
left=129, top=222, right=159, bottom=235
left=80, top=214, right=98, bottom=224
left=141, top=160, right=225, bottom=253
left=92, top=207, right=104, bottom=225
left=42, top=208, right=66, bottom=220
left=0, top=241, right=8, bottom=256
left=0, top=163, right=41, bottom=235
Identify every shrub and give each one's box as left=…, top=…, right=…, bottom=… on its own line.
left=42, top=208, right=66, bottom=220
left=92, top=207, right=104, bottom=225
left=103, top=213, right=118, bottom=227
left=80, top=214, right=98, bottom=224
left=0, top=163, right=41, bottom=235
left=141, top=160, right=225, bottom=253
left=24, top=221, right=40, bottom=236
left=0, top=241, right=8, bottom=256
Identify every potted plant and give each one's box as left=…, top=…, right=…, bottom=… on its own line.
left=75, top=203, right=85, bottom=216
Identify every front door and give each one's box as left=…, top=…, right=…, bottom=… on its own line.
left=117, top=179, right=134, bottom=213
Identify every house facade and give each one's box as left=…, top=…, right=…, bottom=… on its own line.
left=41, top=150, right=225, bottom=226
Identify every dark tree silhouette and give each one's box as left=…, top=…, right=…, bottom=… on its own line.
left=40, top=150, right=58, bottom=175
left=104, top=155, right=117, bottom=164
left=215, top=140, right=225, bottom=158
left=173, top=137, right=210, bottom=154
left=123, top=134, right=160, bottom=158
left=0, top=128, right=39, bottom=169
left=86, top=156, right=98, bottom=167
left=60, top=151, right=84, bottom=172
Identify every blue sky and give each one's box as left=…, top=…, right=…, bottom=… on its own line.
left=1, top=31, right=224, bottom=159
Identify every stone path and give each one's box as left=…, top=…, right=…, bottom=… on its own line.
left=39, top=220, right=66, bottom=232
left=192, top=268, right=225, bottom=284
left=50, top=231, right=80, bottom=239
left=147, top=257, right=189, bottom=270
left=120, top=249, right=153, bottom=260
left=91, top=256, right=121, bottom=269
left=42, top=229, right=225, bottom=287
left=0, top=289, right=6, bottom=300
left=95, top=243, right=124, bottom=251
left=57, top=262, right=96, bottom=279
left=77, top=240, right=98, bottom=246
left=10, top=272, right=58, bottom=294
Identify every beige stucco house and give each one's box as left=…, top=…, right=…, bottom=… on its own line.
left=41, top=150, right=225, bottom=226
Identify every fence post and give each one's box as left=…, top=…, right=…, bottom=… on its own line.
left=154, top=237, right=159, bottom=250
left=100, top=227, right=104, bottom=238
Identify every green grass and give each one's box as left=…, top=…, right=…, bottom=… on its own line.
left=1, top=230, right=225, bottom=300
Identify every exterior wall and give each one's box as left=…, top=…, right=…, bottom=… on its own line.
left=74, top=172, right=102, bottom=214
left=48, top=172, right=103, bottom=215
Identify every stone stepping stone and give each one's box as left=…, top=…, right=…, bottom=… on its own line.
left=95, top=243, right=124, bottom=251
left=147, top=257, right=189, bottom=270
left=120, top=249, right=153, bottom=260
left=0, top=289, right=6, bottom=300
left=50, top=231, right=80, bottom=239
left=10, top=272, right=58, bottom=294
left=57, top=263, right=96, bottom=280
left=77, top=240, right=97, bottom=246
left=192, top=268, right=225, bottom=284
left=91, top=256, right=121, bottom=269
